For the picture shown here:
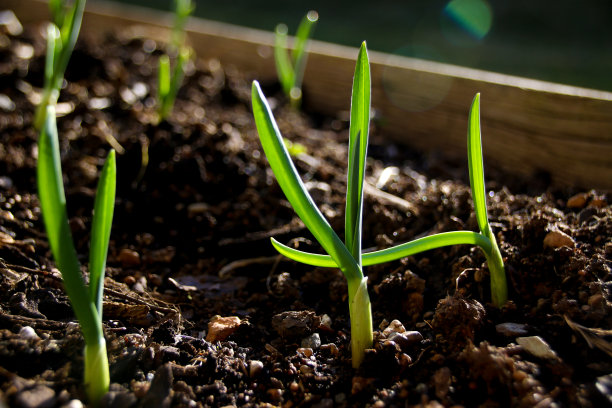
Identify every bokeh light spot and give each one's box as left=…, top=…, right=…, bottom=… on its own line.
left=444, top=0, right=492, bottom=40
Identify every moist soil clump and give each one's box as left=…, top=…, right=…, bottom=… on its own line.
left=1, top=16, right=611, bottom=408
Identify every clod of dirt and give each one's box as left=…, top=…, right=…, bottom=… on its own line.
left=271, top=310, right=321, bottom=338
left=206, top=315, right=242, bottom=342
left=432, top=295, right=485, bottom=349
left=141, top=364, right=173, bottom=408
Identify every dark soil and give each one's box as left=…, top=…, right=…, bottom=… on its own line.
left=1, top=13, right=611, bottom=408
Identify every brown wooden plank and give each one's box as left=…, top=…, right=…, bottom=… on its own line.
left=7, top=0, right=612, bottom=189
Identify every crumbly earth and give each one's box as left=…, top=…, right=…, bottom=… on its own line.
left=0, top=15, right=611, bottom=408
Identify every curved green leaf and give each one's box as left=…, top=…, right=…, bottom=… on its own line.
left=345, top=42, right=370, bottom=265
left=89, top=150, right=116, bottom=314
left=467, top=93, right=489, bottom=233
left=251, top=81, right=362, bottom=283
left=272, top=230, right=492, bottom=268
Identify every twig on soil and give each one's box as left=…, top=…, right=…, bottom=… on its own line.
left=564, top=315, right=612, bottom=358
left=218, top=255, right=282, bottom=279
left=0, top=310, right=69, bottom=330
left=363, top=181, right=419, bottom=216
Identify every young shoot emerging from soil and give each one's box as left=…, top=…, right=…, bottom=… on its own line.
left=37, top=105, right=116, bottom=404
left=253, top=43, right=507, bottom=367
left=33, top=0, right=86, bottom=129
left=157, top=0, right=194, bottom=122
left=274, top=10, right=318, bottom=109
left=253, top=42, right=372, bottom=368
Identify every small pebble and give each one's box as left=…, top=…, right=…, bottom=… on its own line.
left=517, top=336, right=558, bottom=360
left=320, top=343, right=339, bottom=356
left=496, top=322, right=529, bottom=337
left=387, top=331, right=423, bottom=350
left=382, top=319, right=406, bottom=337
left=543, top=230, right=575, bottom=249
left=118, top=248, right=141, bottom=267
left=249, top=360, right=263, bottom=378
left=334, top=393, right=346, bottom=404
left=566, top=193, right=588, bottom=209
left=319, top=314, right=332, bottom=330
left=60, top=400, right=84, bottom=408
left=588, top=293, right=603, bottom=309
left=596, top=374, right=612, bottom=405
left=15, top=384, right=56, bottom=408
left=206, top=316, right=241, bottom=342
left=0, top=94, right=15, bottom=111
left=590, top=196, right=607, bottom=208
left=18, top=326, right=39, bottom=341
left=0, top=10, right=23, bottom=35
left=301, top=333, right=321, bottom=349
left=297, top=347, right=313, bottom=358
left=267, top=388, right=282, bottom=402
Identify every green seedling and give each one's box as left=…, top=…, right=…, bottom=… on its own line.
left=34, top=0, right=86, bottom=129
left=157, top=0, right=194, bottom=122
left=253, top=42, right=372, bottom=368
left=38, top=104, right=116, bottom=404
left=271, top=94, right=508, bottom=307
left=274, top=10, right=318, bottom=108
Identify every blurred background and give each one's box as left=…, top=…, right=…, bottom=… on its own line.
left=101, top=0, right=612, bottom=92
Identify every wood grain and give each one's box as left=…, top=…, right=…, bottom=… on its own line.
left=8, top=0, right=612, bottom=189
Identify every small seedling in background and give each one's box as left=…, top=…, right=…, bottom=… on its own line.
left=38, top=104, right=116, bottom=404
left=34, top=0, right=86, bottom=129
left=271, top=95, right=508, bottom=307
left=253, top=42, right=372, bottom=368
left=274, top=10, right=318, bottom=108
left=157, top=0, right=194, bottom=122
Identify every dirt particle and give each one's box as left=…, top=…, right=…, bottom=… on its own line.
left=517, top=336, right=559, bottom=360
left=206, top=315, right=242, bottom=342
left=387, top=331, right=423, bottom=351
left=14, top=384, right=56, bottom=408
left=271, top=310, right=320, bottom=338
left=266, top=388, right=282, bottom=403
left=543, top=230, right=575, bottom=249
left=249, top=360, right=264, bottom=378
left=301, top=333, right=321, bottom=349
left=432, top=295, right=485, bottom=348
left=382, top=319, right=406, bottom=337
left=297, top=347, right=314, bottom=358
left=118, top=248, right=141, bottom=267
left=567, top=193, right=588, bottom=209
left=320, top=343, right=339, bottom=356
left=18, top=326, right=39, bottom=341
left=496, top=322, right=529, bottom=337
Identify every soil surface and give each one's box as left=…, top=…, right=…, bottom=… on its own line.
left=1, top=13, right=611, bottom=408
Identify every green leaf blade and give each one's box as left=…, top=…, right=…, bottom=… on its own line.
left=272, top=231, right=492, bottom=268
left=274, top=24, right=294, bottom=95
left=292, top=10, right=318, bottom=89
left=345, top=42, right=371, bottom=265
left=467, top=93, right=489, bottom=233
left=251, top=81, right=361, bottom=282
left=89, top=150, right=116, bottom=314
left=37, top=105, right=101, bottom=344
